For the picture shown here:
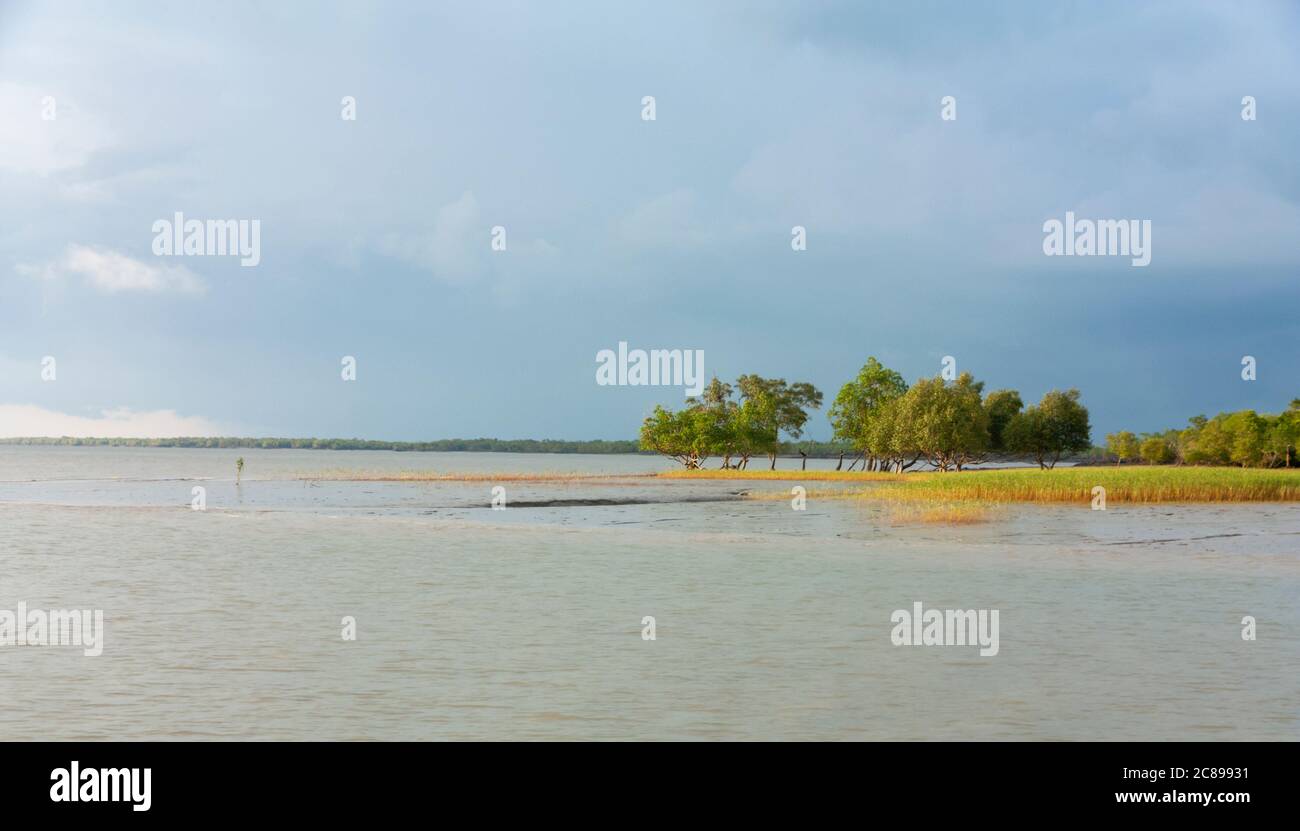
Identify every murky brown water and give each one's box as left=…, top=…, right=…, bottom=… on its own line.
left=1, top=447, right=1296, bottom=739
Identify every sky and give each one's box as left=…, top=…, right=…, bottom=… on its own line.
left=1, top=0, right=1298, bottom=441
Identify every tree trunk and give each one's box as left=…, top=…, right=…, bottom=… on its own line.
left=800, top=450, right=808, bottom=470
left=835, top=452, right=844, bottom=471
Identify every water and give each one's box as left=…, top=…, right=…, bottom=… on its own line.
left=1, top=446, right=1296, bottom=740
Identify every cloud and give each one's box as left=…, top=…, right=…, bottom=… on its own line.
left=19, top=244, right=205, bottom=294
left=378, top=190, right=486, bottom=284
left=57, top=162, right=191, bottom=204
left=615, top=189, right=713, bottom=248
left=376, top=191, right=559, bottom=287
left=0, top=404, right=225, bottom=438
left=0, top=81, right=112, bottom=174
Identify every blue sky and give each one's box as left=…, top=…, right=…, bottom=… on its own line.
left=1, top=0, right=1298, bottom=441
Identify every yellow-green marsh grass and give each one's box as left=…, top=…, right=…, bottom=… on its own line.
left=887, top=502, right=1000, bottom=525
left=868, top=466, right=1300, bottom=504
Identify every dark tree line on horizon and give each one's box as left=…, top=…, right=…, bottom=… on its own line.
left=0, top=436, right=644, bottom=454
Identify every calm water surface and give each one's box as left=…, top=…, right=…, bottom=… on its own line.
left=1, top=446, right=1296, bottom=740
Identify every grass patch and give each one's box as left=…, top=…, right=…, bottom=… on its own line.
left=301, top=465, right=1300, bottom=501
left=888, top=502, right=998, bottom=525
left=867, top=466, right=1300, bottom=504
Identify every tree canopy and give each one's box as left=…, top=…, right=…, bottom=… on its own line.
left=644, top=359, right=1094, bottom=472
left=829, top=357, right=908, bottom=470
left=1004, top=389, right=1092, bottom=469
left=640, top=375, right=823, bottom=469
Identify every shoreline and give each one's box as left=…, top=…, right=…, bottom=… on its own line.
left=297, top=466, right=1300, bottom=503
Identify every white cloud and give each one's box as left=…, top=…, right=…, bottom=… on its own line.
left=0, top=82, right=112, bottom=174
left=375, top=191, right=559, bottom=287
left=57, top=163, right=190, bottom=205
left=378, top=190, right=485, bottom=284
left=0, top=404, right=225, bottom=438
left=615, top=188, right=712, bottom=248
left=19, top=244, right=205, bottom=294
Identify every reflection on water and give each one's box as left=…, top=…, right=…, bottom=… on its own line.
left=0, top=447, right=1297, bottom=740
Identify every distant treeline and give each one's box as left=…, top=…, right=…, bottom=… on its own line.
left=0, top=435, right=853, bottom=456
left=0, top=436, right=646, bottom=454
